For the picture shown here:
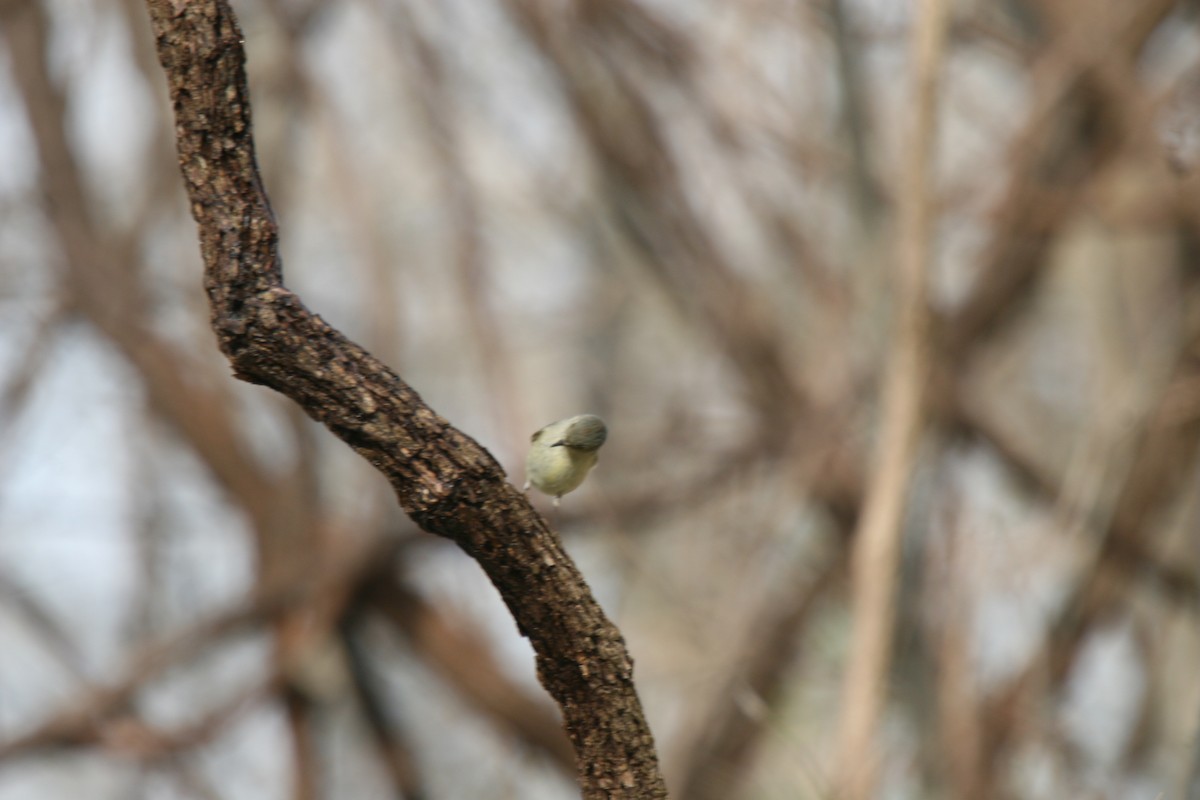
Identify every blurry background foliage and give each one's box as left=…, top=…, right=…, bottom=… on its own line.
left=1, top=0, right=1200, bottom=798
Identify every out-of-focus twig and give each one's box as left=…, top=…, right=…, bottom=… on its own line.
left=506, top=0, right=807, bottom=428
left=283, top=689, right=318, bottom=800
left=0, top=541, right=374, bottom=760
left=927, top=499, right=984, bottom=798
left=367, top=576, right=576, bottom=773
left=834, top=1, right=949, bottom=797
left=0, top=300, right=67, bottom=444
left=340, top=609, right=428, bottom=799
left=828, top=0, right=883, bottom=229
left=676, top=549, right=846, bottom=800
left=0, top=572, right=87, bottom=683
left=1189, top=698, right=1200, bottom=800
left=95, top=672, right=280, bottom=761
left=3, top=10, right=340, bottom=789
left=0, top=0, right=309, bottom=565
left=381, top=0, right=526, bottom=460
left=937, top=0, right=1175, bottom=357
left=969, top=303, right=1200, bottom=792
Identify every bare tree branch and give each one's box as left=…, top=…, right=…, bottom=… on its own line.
left=835, top=1, right=949, bottom=797
left=140, top=2, right=666, bottom=796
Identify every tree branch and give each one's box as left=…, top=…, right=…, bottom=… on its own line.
left=141, top=2, right=666, bottom=796
left=835, top=0, right=950, bottom=796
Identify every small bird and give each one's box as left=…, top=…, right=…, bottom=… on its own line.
left=523, top=414, right=608, bottom=506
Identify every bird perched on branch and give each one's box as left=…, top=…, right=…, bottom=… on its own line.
left=524, top=414, right=607, bottom=506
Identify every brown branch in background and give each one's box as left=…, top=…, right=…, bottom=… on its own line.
left=95, top=672, right=280, bottom=762
left=506, top=0, right=806, bottom=428
left=0, top=300, right=68, bottom=447
left=166, top=760, right=227, bottom=800
left=141, top=2, right=666, bottom=796
left=381, top=0, right=526, bottom=459
left=967, top=299, right=1200, bottom=794
left=927, top=501, right=984, bottom=799
left=662, top=403, right=864, bottom=797
left=339, top=610, right=428, bottom=799
left=258, top=0, right=405, bottom=364
left=366, top=577, right=577, bottom=772
left=834, top=1, right=949, bottom=797
left=283, top=689, right=319, bottom=800
left=2, top=9, right=336, bottom=794
left=1190, top=691, right=1200, bottom=800
left=828, top=0, right=884, bottom=230
left=909, top=8, right=1190, bottom=791
left=947, top=397, right=1200, bottom=610
left=587, top=0, right=1194, bottom=790
left=676, top=550, right=846, bottom=800
left=928, top=1, right=1200, bottom=615
left=0, top=545, right=364, bottom=760
left=0, top=0, right=308, bottom=563
left=0, top=573, right=87, bottom=683
left=937, top=0, right=1175, bottom=358
left=924, top=7, right=1200, bottom=782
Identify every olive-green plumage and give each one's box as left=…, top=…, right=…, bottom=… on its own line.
left=523, top=414, right=607, bottom=505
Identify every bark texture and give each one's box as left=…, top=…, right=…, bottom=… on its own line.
left=142, top=2, right=666, bottom=796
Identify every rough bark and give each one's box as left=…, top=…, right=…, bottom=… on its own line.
left=142, top=2, right=667, bottom=796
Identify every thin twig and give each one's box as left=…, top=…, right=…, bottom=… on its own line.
left=834, top=0, right=950, bottom=797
